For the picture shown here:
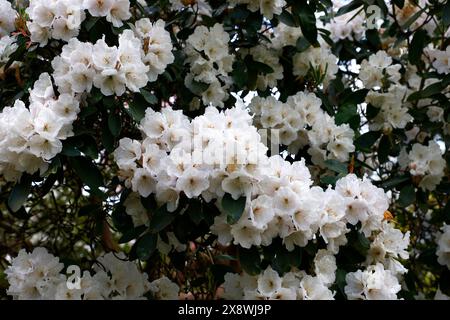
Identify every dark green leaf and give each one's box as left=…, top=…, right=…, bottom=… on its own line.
left=398, top=185, right=416, bottom=207
left=68, top=156, right=104, bottom=190
left=222, top=193, right=246, bottom=224
left=379, top=176, right=410, bottom=189
left=136, top=233, right=158, bottom=260
left=296, top=37, right=310, bottom=52
left=186, top=200, right=204, bottom=225
left=8, top=174, right=32, bottom=212
left=294, top=1, right=318, bottom=45
left=324, top=159, right=348, bottom=174
left=150, top=205, right=176, bottom=233
left=355, top=131, right=381, bottom=151
left=140, top=89, right=158, bottom=104
left=108, top=112, right=121, bottom=137
left=127, top=97, right=147, bottom=122
left=378, top=134, right=391, bottom=164
left=409, top=29, right=428, bottom=65
left=239, top=246, right=261, bottom=275
left=444, top=1, right=450, bottom=27
left=335, top=104, right=357, bottom=125
left=119, top=226, right=147, bottom=244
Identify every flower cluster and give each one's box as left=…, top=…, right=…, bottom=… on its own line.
left=26, top=0, right=131, bottom=46
left=242, top=44, right=284, bottom=91
left=325, top=1, right=365, bottom=42
left=344, top=263, right=402, bottom=300
left=52, top=30, right=149, bottom=96
left=228, top=0, right=286, bottom=19
left=5, top=247, right=179, bottom=300
left=0, top=73, right=79, bottom=182
left=0, top=35, right=18, bottom=65
left=427, top=46, right=450, bottom=75
left=365, top=85, right=413, bottom=131
left=293, top=46, right=338, bottom=87
left=0, top=0, right=16, bottom=38
left=184, top=24, right=234, bottom=108
left=399, top=141, right=446, bottom=191
left=359, top=51, right=401, bottom=89
left=133, top=19, right=174, bottom=82
left=249, top=92, right=355, bottom=165
left=436, top=224, right=450, bottom=269
left=366, top=222, right=410, bottom=275
left=114, top=105, right=268, bottom=211
left=222, top=261, right=335, bottom=300
left=168, top=0, right=212, bottom=16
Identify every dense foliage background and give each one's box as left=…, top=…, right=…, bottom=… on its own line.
left=0, top=0, right=449, bottom=300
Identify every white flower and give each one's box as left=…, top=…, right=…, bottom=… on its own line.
left=257, top=266, right=282, bottom=296
left=314, top=250, right=337, bottom=285
left=148, top=276, right=179, bottom=300
left=84, top=0, right=113, bottom=17
left=176, top=167, right=210, bottom=198
left=106, top=0, right=131, bottom=27
left=345, top=264, right=401, bottom=300
left=131, top=168, right=157, bottom=197
left=0, top=0, right=17, bottom=37
left=114, top=138, right=142, bottom=167
left=124, top=192, right=149, bottom=227
left=436, top=224, right=450, bottom=269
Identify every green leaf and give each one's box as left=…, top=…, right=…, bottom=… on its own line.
left=189, top=80, right=210, bottom=96
left=335, top=104, right=357, bottom=125
left=408, top=75, right=450, bottom=101
left=84, top=16, right=100, bottom=31
left=336, top=0, right=363, bottom=17
left=296, top=37, right=310, bottom=52
left=341, top=89, right=368, bottom=105
left=278, top=10, right=297, bottom=27
left=101, top=124, right=115, bottom=153
left=440, top=269, right=450, bottom=296
left=401, top=7, right=426, bottom=30
left=108, top=112, right=121, bottom=137
left=127, top=95, right=147, bottom=122
left=222, top=193, right=246, bottom=224
left=68, top=156, right=104, bottom=191
left=251, top=61, right=274, bottom=75
left=232, top=60, right=248, bottom=88
left=294, top=1, right=318, bottom=45
left=353, top=232, right=370, bottom=256
left=320, top=175, right=340, bottom=186
left=61, top=142, right=82, bottom=157
left=119, top=226, right=147, bottom=244
left=355, top=131, right=381, bottom=151
left=379, top=176, right=410, bottom=189
left=378, top=134, right=391, bottom=164
left=324, top=159, right=348, bottom=174
left=136, top=233, right=158, bottom=260
left=409, top=29, right=428, bottom=65
left=149, top=205, right=176, bottom=233
left=78, top=204, right=101, bottom=217
left=78, top=135, right=99, bottom=159
left=444, top=1, right=450, bottom=27
left=215, top=254, right=237, bottom=261
left=112, top=205, right=133, bottom=233
left=186, top=200, right=204, bottom=225
left=8, top=174, right=32, bottom=212
left=398, top=185, right=416, bottom=207
left=272, top=247, right=302, bottom=274
left=238, top=246, right=261, bottom=275
left=392, top=0, right=405, bottom=9
left=140, top=89, right=158, bottom=104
